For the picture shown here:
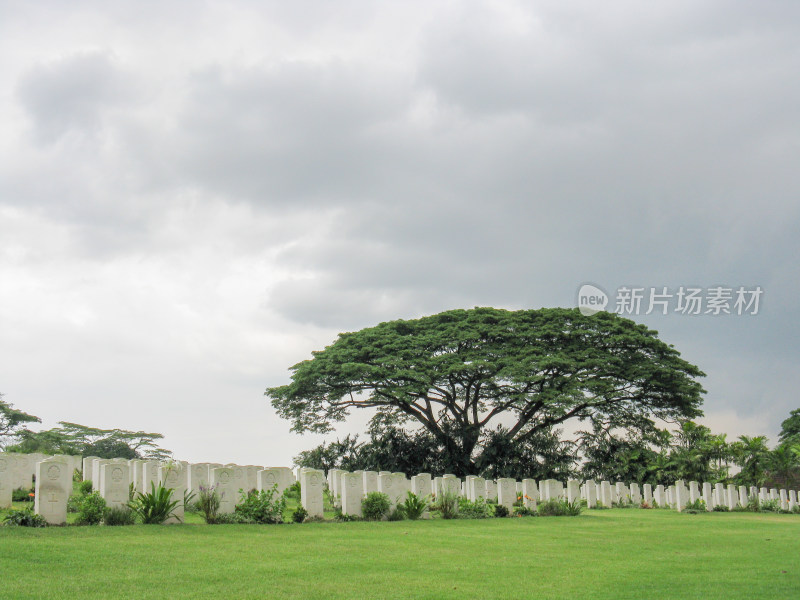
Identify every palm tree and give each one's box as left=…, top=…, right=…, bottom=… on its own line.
left=731, top=435, right=770, bottom=487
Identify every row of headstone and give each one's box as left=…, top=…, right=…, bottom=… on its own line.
left=1, top=452, right=83, bottom=511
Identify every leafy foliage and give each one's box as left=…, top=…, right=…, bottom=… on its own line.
left=105, top=506, right=136, bottom=526
left=269, top=307, right=705, bottom=475
left=494, top=504, right=510, bottom=518
left=128, top=482, right=180, bottom=525
left=0, top=393, right=40, bottom=448
left=537, top=499, right=582, bottom=516
left=8, top=420, right=171, bottom=460
left=361, top=492, right=391, bottom=521
left=2, top=506, right=47, bottom=527
left=399, top=491, right=429, bottom=520
left=197, top=484, right=222, bottom=524
left=458, top=497, right=490, bottom=519
left=76, top=492, right=107, bottom=525
left=432, top=487, right=459, bottom=519
left=234, top=486, right=286, bottom=524
left=292, top=504, right=309, bottom=523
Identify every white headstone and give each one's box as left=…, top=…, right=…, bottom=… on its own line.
left=714, top=483, right=726, bottom=509
left=788, top=490, right=797, bottom=511
left=497, top=478, right=516, bottom=510
left=522, top=479, right=538, bottom=509
left=779, top=489, right=788, bottom=511
left=341, top=472, right=363, bottom=517
left=0, top=454, right=12, bottom=508
left=300, top=469, right=324, bottom=518
left=688, top=481, right=700, bottom=504
left=584, top=480, right=597, bottom=508
left=188, top=463, right=210, bottom=495
left=363, top=471, right=378, bottom=496
left=654, top=485, right=665, bottom=507
left=566, top=480, right=581, bottom=504
left=630, top=483, right=642, bottom=504
left=674, top=480, right=689, bottom=511
left=600, top=481, right=613, bottom=507
left=101, top=463, right=130, bottom=509
left=485, top=480, right=498, bottom=501
left=258, top=468, right=288, bottom=496
left=643, top=483, right=653, bottom=505
left=738, top=486, right=749, bottom=507
left=726, top=484, right=738, bottom=510
left=378, top=472, right=400, bottom=507
left=702, top=482, right=713, bottom=510
left=34, top=459, right=71, bottom=525
left=467, top=476, right=486, bottom=502
left=210, top=467, right=237, bottom=514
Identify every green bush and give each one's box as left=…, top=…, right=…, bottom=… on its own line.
left=284, top=481, right=300, bottom=500
left=759, top=499, right=781, bottom=513
left=77, top=492, right=107, bottom=525
left=129, top=483, right=180, bottom=524
left=12, top=488, right=33, bottom=502
left=386, top=508, right=404, bottom=521
left=104, top=506, right=136, bottom=526
left=712, top=504, right=730, bottom=512
left=494, top=504, right=510, bottom=518
left=538, top=499, right=582, bottom=517
left=235, top=486, right=286, bottom=524
left=458, top=497, right=490, bottom=519
left=292, top=504, right=309, bottom=523
left=433, top=487, right=459, bottom=520
left=362, top=492, right=391, bottom=521
left=513, top=505, right=536, bottom=517
left=3, top=507, right=48, bottom=528
left=684, top=499, right=707, bottom=512
left=79, top=480, right=93, bottom=495
left=400, top=492, right=429, bottom=521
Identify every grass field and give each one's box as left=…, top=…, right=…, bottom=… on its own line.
left=2, top=507, right=798, bottom=599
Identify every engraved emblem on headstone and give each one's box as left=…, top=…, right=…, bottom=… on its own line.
left=47, top=465, right=61, bottom=480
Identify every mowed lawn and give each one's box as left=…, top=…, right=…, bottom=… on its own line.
left=1, top=509, right=798, bottom=599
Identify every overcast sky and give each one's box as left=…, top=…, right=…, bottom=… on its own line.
left=1, top=1, right=798, bottom=466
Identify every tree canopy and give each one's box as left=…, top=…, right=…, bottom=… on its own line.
left=7, top=421, right=171, bottom=460
left=267, top=307, right=706, bottom=475
left=0, top=393, right=41, bottom=448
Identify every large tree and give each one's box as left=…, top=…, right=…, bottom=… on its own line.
left=0, top=393, right=41, bottom=449
left=267, top=307, right=705, bottom=476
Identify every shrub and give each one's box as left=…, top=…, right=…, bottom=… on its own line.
left=433, top=487, right=459, bottom=520
left=458, top=497, right=490, bottom=519
left=538, top=499, right=582, bottom=517
left=494, top=504, right=510, bottom=518
left=712, top=505, right=730, bottom=512
left=77, top=492, right=107, bottom=525
left=284, top=481, right=300, bottom=500
left=684, top=499, right=707, bottom=512
left=292, top=504, right=309, bottom=523
left=513, top=505, right=536, bottom=517
left=104, top=506, right=136, bottom=526
left=639, top=501, right=653, bottom=509
left=334, top=509, right=362, bottom=522
left=362, top=492, right=391, bottom=521
left=400, top=492, right=429, bottom=521
left=128, top=483, right=180, bottom=525
left=12, top=488, right=34, bottom=502
left=235, top=486, right=286, bottom=524
left=386, top=508, right=404, bottom=521
left=197, top=484, right=222, bottom=524
left=759, top=499, right=781, bottom=513
left=79, top=480, right=94, bottom=495
left=3, top=507, right=48, bottom=527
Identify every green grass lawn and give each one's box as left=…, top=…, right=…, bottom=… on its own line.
left=2, top=508, right=798, bottom=599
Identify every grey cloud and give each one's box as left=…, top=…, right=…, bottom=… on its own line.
left=17, top=51, right=133, bottom=143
